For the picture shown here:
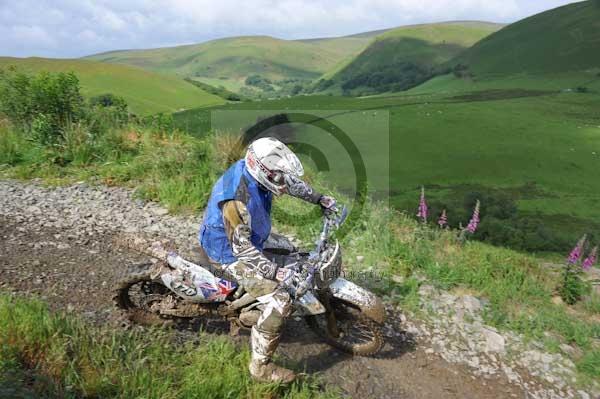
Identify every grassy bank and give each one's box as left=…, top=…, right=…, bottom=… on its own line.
left=0, top=294, right=336, bottom=399
left=0, top=119, right=218, bottom=213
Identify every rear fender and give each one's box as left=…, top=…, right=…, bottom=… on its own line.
left=329, top=278, right=385, bottom=324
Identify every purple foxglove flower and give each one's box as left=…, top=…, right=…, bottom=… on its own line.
left=582, top=246, right=597, bottom=270
left=466, top=200, right=480, bottom=233
left=416, top=186, right=428, bottom=223
left=438, top=209, right=448, bottom=228
left=567, top=235, right=587, bottom=265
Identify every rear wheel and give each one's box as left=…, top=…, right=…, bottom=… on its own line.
left=112, top=262, right=174, bottom=326
left=306, top=298, right=383, bottom=356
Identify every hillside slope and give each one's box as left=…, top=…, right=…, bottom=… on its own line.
left=321, top=21, right=502, bottom=94
left=451, top=0, right=600, bottom=76
left=86, top=35, right=374, bottom=84
left=0, top=57, right=224, bottom=115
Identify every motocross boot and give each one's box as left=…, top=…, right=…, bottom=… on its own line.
left=249, top=326, right=296, bottom=383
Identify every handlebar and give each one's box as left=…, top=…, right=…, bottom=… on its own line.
left=278, top=204, right=348, bottom=299
left=291, top=204, right=347, bottom=298
left=312, top=204, right=347, bottom=259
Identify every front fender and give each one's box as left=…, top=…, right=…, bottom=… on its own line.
left=293, top=291, right=326, bottom=316
left=329, top=278, right=385, bottom=324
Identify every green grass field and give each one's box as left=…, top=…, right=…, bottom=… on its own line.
left=174, top=84, right=600, bottom=250
left=0, top=57, right=224, bottom=115
left=404, top=70, right=600, bottom=95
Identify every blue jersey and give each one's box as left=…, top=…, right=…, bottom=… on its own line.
left=199, top=159, right=272, bottom=264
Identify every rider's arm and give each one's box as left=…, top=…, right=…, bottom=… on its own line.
left=284, top=175, right=337, bottom=211
left=221, top=200, right=279, bottom=280
left=284, top=174, right=322, bottom=204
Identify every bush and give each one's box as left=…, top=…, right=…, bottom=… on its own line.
left=183, top=78, right=244, bottom=102
left=464, top=191, right=517, bottom=220
left=245, top=74, right=271, bottom=86
left=452, top=64, right=472, bottom=78
left=0, top=67, right=85, bottom=143
left=96, top=127, right=140, bottom=162
left=0, top=68, right=219, bottom=211
left=30, top=113, right=56, bottom=144
left=88, top=93, right=129, bottom=130
left=226, top=93, right=242, bottom=101
left=0, top=120, right=25, bottom=165
left=339, top=61, right=434, bottom=94
left=89, top=93, right=127, bottom=109
left=141, top=113, right=174, bottom=134
left=312, top=79, right=334, bottom=93
left=60, top=122, right=97, bottom=165
left=0, top=68, right=130, bottom=156
left=245, top=75, right=274, bottom=91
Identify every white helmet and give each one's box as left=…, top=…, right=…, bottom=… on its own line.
left=245, top=137, right=304, bottom=195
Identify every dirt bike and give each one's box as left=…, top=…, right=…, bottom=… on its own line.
left=113, top=206, right=385, bottom=356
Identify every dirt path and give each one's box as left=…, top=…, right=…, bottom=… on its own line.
left=0, top=212, right=524, bottom=399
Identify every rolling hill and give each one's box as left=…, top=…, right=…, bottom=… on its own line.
left=402, top=1, right=600, bottom=96
left=451, top=0, right=600, bottom=76
left=85, top=34, right=379, bottom=91
left=320, top=21, right=503, bottom=94
left=0, top=57, right=224, bottom=115
left=84, top=23, right=500, bottom=96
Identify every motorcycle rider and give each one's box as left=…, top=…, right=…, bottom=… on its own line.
left=198, top=137, right=336, bottom=383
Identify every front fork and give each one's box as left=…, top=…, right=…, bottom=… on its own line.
left=316, top=289, right=341, bottom=338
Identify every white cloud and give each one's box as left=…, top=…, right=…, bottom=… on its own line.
left=0, top=0, right=582, bottom=58
left=11, top=25, right=55, bottom=46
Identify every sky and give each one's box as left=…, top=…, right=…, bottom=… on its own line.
left=0, top=0, right=583, bottom=58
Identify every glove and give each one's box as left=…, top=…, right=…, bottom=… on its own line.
left=275, top=267, right=294, bottom=284
left=276, top=263, right=313, bottom=299
left=293, top=266, right=314, bottom=299
left=319, top=195, right=337, bottom=216
left=294, top=277, right=312, bottom=299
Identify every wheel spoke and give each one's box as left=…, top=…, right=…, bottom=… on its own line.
left=319, top=304, right=377, bottom=345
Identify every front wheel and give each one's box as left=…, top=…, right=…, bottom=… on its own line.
left=306, top=298, right=383, bottom=356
